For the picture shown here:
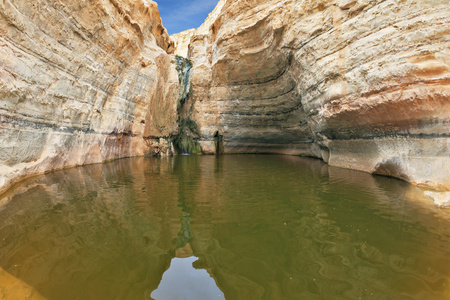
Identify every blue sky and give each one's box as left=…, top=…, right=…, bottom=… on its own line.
left=156, top=0, right=219, bottom=35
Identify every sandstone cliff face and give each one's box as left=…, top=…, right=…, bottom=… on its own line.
left=0, top=0, right=179, bottom=193
left=172, top=28, right=196, bottom=58
left=1, top=0, right=449, bottom=203
left=173, top=0, right=450, bottom=195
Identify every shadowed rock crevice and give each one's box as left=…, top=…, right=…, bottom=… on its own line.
left=373, top=158, right=410, bottom=182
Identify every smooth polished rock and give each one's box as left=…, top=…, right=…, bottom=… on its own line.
left=172, top=0, right=450, bottom=195
left=0, top=0, right=178, bottom=193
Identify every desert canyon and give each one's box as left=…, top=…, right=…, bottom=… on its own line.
left=0, top=0, right=449, bottom=206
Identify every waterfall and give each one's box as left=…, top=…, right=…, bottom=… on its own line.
left=175, top=55, right=192, bottom=104
left=173, top=55, right=201, bottom=154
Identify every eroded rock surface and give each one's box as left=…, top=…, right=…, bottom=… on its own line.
left=1, top=0, right=449, bottom=201
left=173, top=0, right=450, bottom=193
left=0, top=0, right=179, bottom=193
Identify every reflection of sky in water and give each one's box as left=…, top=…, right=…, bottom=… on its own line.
left=0, top=156, right=449, bottom=299
left=151, top=256, right=224, bottom=300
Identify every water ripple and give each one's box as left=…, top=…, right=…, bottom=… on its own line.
left=0, top=156, right=448, bottom=300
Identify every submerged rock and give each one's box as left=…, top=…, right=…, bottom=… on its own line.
left=425, top=191, right=450, bottom=208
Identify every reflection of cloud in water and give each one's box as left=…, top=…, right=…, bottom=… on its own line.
left=151, top=256, right=224, bottom=300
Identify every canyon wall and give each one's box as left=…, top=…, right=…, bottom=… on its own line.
left=0, top=0, right=179, bottom=193
left=1, top=0, right=448, bottom=203
left=174, top=0, right=450, bottom=196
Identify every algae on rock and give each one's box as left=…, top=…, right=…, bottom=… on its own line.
left=173, top=55, right=202, bottom=154
left=175, top=55, right=193, bottom=104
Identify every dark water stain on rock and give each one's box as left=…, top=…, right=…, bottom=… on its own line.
left=374, top=157, right=410, bottom=181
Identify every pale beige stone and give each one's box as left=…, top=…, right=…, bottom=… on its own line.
left=171, top=29, right=196, bottom=58
left=337, top=0, right=357, bottom=9
left=425, top=191, right=450, bottom=208
left=175, top=0, right=450, bottom=202
left=1, top=0, right=449, bottom=207
left=0, top=0, right=178, bottom=194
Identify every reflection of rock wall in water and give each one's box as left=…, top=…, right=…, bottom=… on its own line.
left=173, top=0, right=450, bottom=193
left=1, top=156, right=448, bottom=298
left=0, top=0, right=179, bottom=193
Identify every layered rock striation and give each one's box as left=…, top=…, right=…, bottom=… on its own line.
left=0, top=0, right=179, bottom=193
left=173, top=0, right=450, bottom=195
left=1, top=0, right=449, bottom=203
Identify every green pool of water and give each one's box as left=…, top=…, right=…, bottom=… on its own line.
left=0, top=155, right=449, bottom=299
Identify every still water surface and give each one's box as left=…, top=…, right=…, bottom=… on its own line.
left=0, top=155, right=449, bottom=300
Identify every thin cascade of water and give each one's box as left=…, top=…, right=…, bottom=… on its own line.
left=175, top=55, right=192, bottom=104
left=173, top=55, right=201, bottom=154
